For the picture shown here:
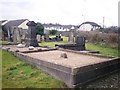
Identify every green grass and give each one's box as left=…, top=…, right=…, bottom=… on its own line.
left=2, top=50, right=67, bottom=88
left=0, top=40, right=13, bottom=45
left=86, top=43, right=119, bottom=57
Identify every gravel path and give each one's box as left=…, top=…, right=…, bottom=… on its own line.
left=81, top=71, right=120, bottom=88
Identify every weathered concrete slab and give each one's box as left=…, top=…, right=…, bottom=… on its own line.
left=2, top=45, right=120, bottom=88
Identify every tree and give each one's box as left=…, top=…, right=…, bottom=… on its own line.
left=36, top=23, right=44, bottom=35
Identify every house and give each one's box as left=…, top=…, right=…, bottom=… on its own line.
left=43, top=23, right=78, bottom=34
left=0, top=20, right=8, bottom=40
left=2, top=19, right=29, bottom=40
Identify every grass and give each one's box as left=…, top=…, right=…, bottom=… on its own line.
left=0, top=40, right=13, bottom=45
left=86, top=43, right=119, bottom=57
left=2, top=50, right=67, bottom=88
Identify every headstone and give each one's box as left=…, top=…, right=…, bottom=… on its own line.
left=44, top=34, right=50, bottom=42
left=36, top=35, right=41, bottom=42
left=12, top=26, right=21, bottom=44
left=68, top=31, right=74, bottom=44
left=18, top=28, right=22, bottom=43
left=19, top=28, right=26, bottom=43
left=42, top=35, right=44, bottom=41
left=12, top=27, right=17, bottom=43
left=75, top=36, right=85, bottom=45
left=25, top=21, right=39, bottom=47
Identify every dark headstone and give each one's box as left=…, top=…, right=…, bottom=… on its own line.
left=25, top=21, right=39, bottom=47
left=75, top=36, right=85, bottom=45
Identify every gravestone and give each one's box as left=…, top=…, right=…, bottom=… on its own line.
left=75, top=36, right=85, bottom=45
left=44, top=34, right=50, bottom=42
left=36, top=34, right=41, bottom=42
left=42, top=35, right=44, bottom=41
left=68, top=31, right=74, bottom=44
left=25, top=21, right=39, bottom=47
left=20, top=28, right=26, bottom=43
left=75, top=36, right=85, bottom=50
left=12, top=27, right=17, bottom=43
left=12, top=26, right=21, bottom=44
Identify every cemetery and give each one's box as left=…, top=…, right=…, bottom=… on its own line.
left=1, top=21, right=120, bottom=88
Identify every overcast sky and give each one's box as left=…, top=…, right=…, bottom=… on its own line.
left=0, top=0, right=119, bottom=27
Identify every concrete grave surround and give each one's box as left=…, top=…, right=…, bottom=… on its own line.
left=2, top=45, right=120, bottom=88
left=25, top=21, right=39, bottom=47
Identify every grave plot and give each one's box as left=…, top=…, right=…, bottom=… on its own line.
left=2, top=45, right=120, bottom=88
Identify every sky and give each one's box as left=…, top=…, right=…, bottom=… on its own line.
left=0, top=0, right=119, bottom=27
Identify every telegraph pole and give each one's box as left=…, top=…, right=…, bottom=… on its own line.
left=103, top=16, right=105, bottom=28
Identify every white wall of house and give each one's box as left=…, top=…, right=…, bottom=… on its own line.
left=44, top=29, right=50, bottom=34
left=18, top=20, right=29, bottom=29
